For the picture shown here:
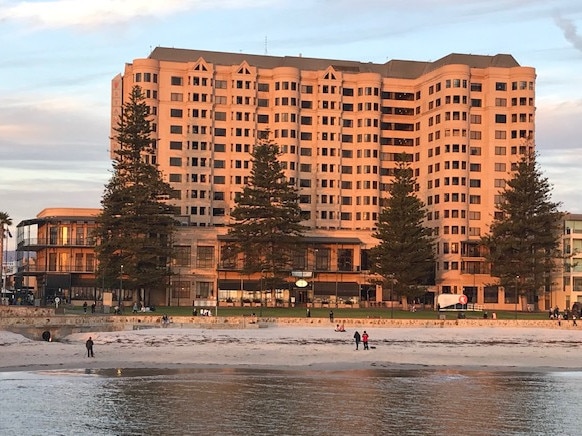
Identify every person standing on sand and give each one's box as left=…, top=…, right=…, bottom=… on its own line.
left=86, top=337, right=94, bottom=358
left=362, top=331, right=369, bottom=350
left=353, top=331, right=361, bottom=350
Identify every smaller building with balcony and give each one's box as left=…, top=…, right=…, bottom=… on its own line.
left=561, top=213, right=582, bottom=311
left=15, top=208, right=100, bottom=305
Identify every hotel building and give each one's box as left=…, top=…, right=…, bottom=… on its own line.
left=111, top=47, right=537, bottom=310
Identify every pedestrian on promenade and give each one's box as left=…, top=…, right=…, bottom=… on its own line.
left=362, top=331, right=369, bottom=350
left=86, top=337, right=94, bottom=358
left=353, top=331, right=361, bottom=350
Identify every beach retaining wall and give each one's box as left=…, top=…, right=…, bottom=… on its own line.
left=0, top=306, right=574, bottom=341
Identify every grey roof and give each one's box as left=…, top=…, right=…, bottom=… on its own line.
left=148, top=47, right=523, bottom=79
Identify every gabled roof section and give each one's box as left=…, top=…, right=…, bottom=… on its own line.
left=193, top=57, right=209, bottom=71
left=323, top=67, right=337, bottom=80
left=236, top=61, right=252, bottom=75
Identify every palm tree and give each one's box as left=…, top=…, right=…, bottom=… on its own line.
left=0, top=212, right=13, bottom=290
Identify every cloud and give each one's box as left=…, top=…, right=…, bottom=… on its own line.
left=0, top=0, right=276, bottom=29
left=554, top=13, right=582, bottom=53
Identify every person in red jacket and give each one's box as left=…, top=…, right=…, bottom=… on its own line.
left=362, top=331, right=369, bottom=350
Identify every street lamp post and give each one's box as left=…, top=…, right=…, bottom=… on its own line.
left=515, top=275, right=519, bottom=320
left=390, top=274, right=395, bottom=319
left=260, top=270, right=265, bottom=317
left=119, top=264, right=124, bottom=311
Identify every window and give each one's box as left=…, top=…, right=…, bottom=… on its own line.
left=197, top=246, right=214, bottom=268
left=170, top=141, right=182, bottom=150
left=468, top=211, right=481, bottom=220
left=337, top=249, right=353, bottom=271
left=169, top=157, right=182, bottom=166
left=170, top=125, right=183, bottom=134
left=215, top=111, right=227, bottom=121
left=174, top=246, right=191, bottom=267
left=495, top=82, right=507, bottom=91
left=171, top=76, right=183, bottom=86
left=495, top=114, right=507, bottom=123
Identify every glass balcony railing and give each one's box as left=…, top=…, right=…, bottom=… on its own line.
left=17, top=238, right=96, bottom=248
left=17, top=264, right=96, bottom=273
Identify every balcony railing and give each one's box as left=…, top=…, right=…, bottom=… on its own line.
left=17, top=264, right=96, bottom=274
left=18, top=237, right=96, bottom=248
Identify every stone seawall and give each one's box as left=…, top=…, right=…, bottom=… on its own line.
left=0, top=305, right=573, bottom=341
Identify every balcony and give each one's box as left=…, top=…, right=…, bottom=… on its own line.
left=18, top=264, right=96, bottom=274
left=18, top=237, right=96, bottom=250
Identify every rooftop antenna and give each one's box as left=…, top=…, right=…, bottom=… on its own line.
left=264, top=35, right=268, bottom=55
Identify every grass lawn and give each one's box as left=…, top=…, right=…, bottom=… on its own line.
left=67, top=305, right=550, bottom=320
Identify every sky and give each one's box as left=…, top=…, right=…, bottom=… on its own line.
left=1, top=0, right=582, bottom=237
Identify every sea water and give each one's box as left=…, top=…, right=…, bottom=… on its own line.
left=1, top=368, right=580, bottom=436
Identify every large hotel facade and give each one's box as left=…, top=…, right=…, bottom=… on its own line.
left=109, top=47, right=539, bottom=310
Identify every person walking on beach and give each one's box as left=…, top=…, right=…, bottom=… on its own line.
left=353, top=331, right=361, bottom=350
left=86, top=337, right=94, bottom=358
left=362, top=331, right=369, bottom=350
left=329, top=310, right=334, bottom=322
left=83, top=301, right=88, bottom=314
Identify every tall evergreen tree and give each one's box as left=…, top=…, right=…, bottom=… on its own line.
left=227, top=136, right=305, bottom=286
left=482, top=151, right=563, bottom=304
left=371, top=156, right=435, bottom=302
left=94, top=86, right=176, bottom=305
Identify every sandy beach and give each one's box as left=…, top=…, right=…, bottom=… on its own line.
left=1, top=324, right=582, bottom=373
